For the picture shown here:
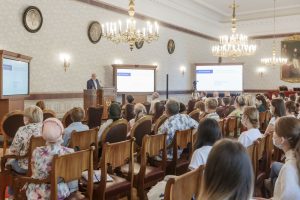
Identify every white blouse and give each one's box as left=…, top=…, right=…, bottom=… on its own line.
left=238, top=128, right=262, bottom=148
left=189, top=146, right=212, bottom=170
left=273, top=150, right=300, bottom=200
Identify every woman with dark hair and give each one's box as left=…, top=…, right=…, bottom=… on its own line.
left=152, top=101, right=165, bottom=123
left=265, top=98, right=286, bottom=135
left=189, top=118, right=221, bottom=170
left=285, top=100, right=297, bottom=117
left=228, top=95, right=246, bottom=118
left=256, top=95, right=268, bottom=112
left=199, top=139, right=254, bottom=200
left=179, top=102, right=187, bottom=114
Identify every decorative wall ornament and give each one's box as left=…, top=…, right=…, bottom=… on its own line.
left=23, top=6, right=43, bottom=33
left=167, top=39, right=175, bottom=54
left=88, top=21, right=102, bottom=44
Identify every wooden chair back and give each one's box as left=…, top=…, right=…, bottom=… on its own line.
left=130, top=115, right=152, bottom=147
left=153, top=114, right=167, bottom=134
left=62, top=109, right=73, bottom=128
left=98, top=139, right=134, bottom=199
left=101, top=119, right=128, bottom=145
left=218, top=119, right=225, bottom=137
left=225, top=117, right=238, bottom=138
left=264, top=111, right=272, bottom=129
left=87, top=106, right=103, bottom=129
left=198, top=112, right=207, bottom=122
left=164, top=166, right=204, bottom=200
left=188, top=109, right=200, bottom=122
left=27, top=136, right=46, bottom=176
left=259, top=111, right=267, bottom=129
left=43, top=109, right=56, bottom=121
left=247, top=137, right=265, bottom=178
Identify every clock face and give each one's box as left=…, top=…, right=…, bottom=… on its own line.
left=88, top=21, right=102, bottom=44
left=23, top=6, right=43, bottom=33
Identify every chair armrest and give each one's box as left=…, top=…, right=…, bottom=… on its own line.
left=1, top=154, right=27, bottom=171
left=15, top=176, right=50, bottom=185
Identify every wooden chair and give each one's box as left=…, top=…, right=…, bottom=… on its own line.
left=218, top=119, right=225, bottom=137
left=164, top=166, right=204, bottom=200
left=87, top=106, right=103, bottom=129
left=100, top=119, right=128, bottom=145
left=69, top=128, right=99, bottom=168
left=43, top=109, right=56, bottom=121
left=153, top=114, right=167, bottom=134
left=14, top=147, right=94, bottom=200
left=93, top=139, right=134, bottom=200
left=188, top=109, right=200, bottom=122
left=130, top=115, right=152, bottom=148
left=0, top=136, right=46, bottom=200
left=167, top=129, right=194, bottom=175
left=259, top=111, right=267, bottom=131
left=264, top=111, right=272, bottom=130
left=224, top=117, right=238, bottom=138
left=62, top=109, right=73, bottom=128
left=1, top=110, right=24, bottom=155
left=198, top=112, right=208, bottom=122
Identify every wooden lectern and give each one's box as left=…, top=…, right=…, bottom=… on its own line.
left=83, top=87, right=116, bottom=119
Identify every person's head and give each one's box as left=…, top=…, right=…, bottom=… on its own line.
left=289, top=94, right=296, bottom=102
left=165, top=99, right=180, bottom=117
left=222, top=97, right=231, bottom=106
left=205, top=98, right=218, bottom=113
left=23, top=105, right=43, bottom=125
left=256, top=94, right=268, bottom=109
left=200, top=139, right=254, bottom=200
left=241, top=106, right=259, bottom=129
left=36, top=100, right=45, bottom=111
left=91, top=73, right=97, bottom=80
left=195, top=118, right=221, bottom=149
left=133, top=103, right=147, bottom=121
left=273, top=117, right=300, bottom=181
left=152, top=92, right=159, bottom=100
left=279, top=92, right=285, bottom=100
left=42, top=118, right=64, bottom=144
left=285, top=100, right=296, bottom=116
left=154, top=101, right=165, bottom=116
left=213, top=91, right=219, bottom=98
left=271, top=98, right=286, bottom=118
left=234, top=95, right=246, bottom=109
left=195, top=101, right=205, bottom=112
left=272, top=93, right=278, bottom=100
left=200, top=92, right=207, bottom=97
left=108, top=103, right=121, bottom=121
left=179, top=102, right=186, bottom=113
left=126, top=95, right=134, bottom=104
left=70, top=107, right=85, bottom=122
left=245, top=94, right=256, bottom=106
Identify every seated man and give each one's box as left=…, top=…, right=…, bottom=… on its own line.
left=158, top=99, right=198, bottom=157
left=62, top=107, right=89, bottom=146
left=203, top=98, right=220, bottom=122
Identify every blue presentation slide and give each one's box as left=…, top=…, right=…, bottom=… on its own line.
left=3, top=58, right=29, bottom=95
left=117, top=68, right=155, bottom=92
left=196, top=65, right=243, bottom=91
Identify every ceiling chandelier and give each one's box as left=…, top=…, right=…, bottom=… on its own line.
left=102, top=0, right=159, bottom=51
left=261, top=0, right=287, bottom=66
left=212, top=0, right=257, bottom=58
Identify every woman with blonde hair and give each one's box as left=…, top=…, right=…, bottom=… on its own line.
left=228, top=95, right=246, bottom=118
left=128, top=103, right=147, bottom=134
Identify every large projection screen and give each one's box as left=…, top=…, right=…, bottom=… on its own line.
left=113, top=65, right=156, bottom=93
left=195, top=64, right=243, bottom=91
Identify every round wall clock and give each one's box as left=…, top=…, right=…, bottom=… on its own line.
left=88, top=21, right=102, bottom=44
left=23, top=6, right=43, bottom=33
left=135, top=40, right=144, bottom=49
left=167, top=39, right=175, bottom=54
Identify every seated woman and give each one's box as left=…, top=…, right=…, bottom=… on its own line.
left=7, top=105, right=43, bottom=197
left=228, top=95, right=246, bottom=118
left=216, top=96, right=235, bottom=118
left=285, top=100, right=297, bottom=117
left=26, top=118, right=79, bottom=200
left=36, top=100, right=46, bottom=111
left=203, top=98, right=220, bottom=122
left=238, top=106, right=262, bottom=147
left=256, top=94, right=268, bottom=113
left=128, top=103, right=147, bottom=135
left=152, top=101, right=165, bottom=124
left=189, top=118, right=221, bottom=170
left=149, top=92, right=160, bottom=115
left=199, top=139, right=253, bottom=200
left=122, top=95, right=135, bottom=121
left=179, top=102, right=187, bottom=114
left=264, top=98, right=286, bottom=135
left=62, top=107, right=89, bottom=146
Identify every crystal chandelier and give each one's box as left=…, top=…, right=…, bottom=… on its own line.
left=212, top=0, right=257, bottom=58
left=102, top=0, right=159, bottom=51
left=261, top=0, right=287, bottom=66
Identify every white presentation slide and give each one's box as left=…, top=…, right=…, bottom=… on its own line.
left=196, top=64, right=243, bottom=91
left=3, top=58, right=29, bottom=96
left=116, top=69, right=155, bottom=92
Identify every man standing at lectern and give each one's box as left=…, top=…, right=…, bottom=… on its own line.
left=87, top=73, right=101, bottom=89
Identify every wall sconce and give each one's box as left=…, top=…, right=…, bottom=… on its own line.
left=257, top=67, right=266, bottom=78
left=60, top=53, right=71, bottom=72
left=180, top=66, right=186, bottom=75
left=114, top=59, right=123, bottom=64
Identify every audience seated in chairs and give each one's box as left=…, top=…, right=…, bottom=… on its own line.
left=4, top=106, right=43, bottom=198
left=98, top=102, right=121, bottom=142
left=149, top=92, right=160, bottom=115
left=228, top=95, right=246, bottom=118
left=216, top=96, right=235, bottom=118
left=202, top=98, right=220, bottom=122
left=157, top=99, right=198, bottom=158
left=35, top=100, right=46, bottom=111
left=264, top=98, right=286, bottom=135
left=128, top=103, right=147, bottom=135
left=285, top=100, right=297, bottom=117
left=189, top=118, right=221, bottom=170
left=62, top=107, right=89, bottom=146
left=25, top=118, right=78, bottom=200
left=122, top=95, right=135, bottom=121
left=199, top=139, right=254, bottom=200
left=256, top=95, right=269, bottom=113
left=238, top=106, right=262, bottom=148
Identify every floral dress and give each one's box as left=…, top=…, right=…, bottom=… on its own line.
left=26, top=143, right=74, bottom=200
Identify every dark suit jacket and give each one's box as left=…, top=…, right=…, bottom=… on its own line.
left=87, top=79, right=101, bottom=89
